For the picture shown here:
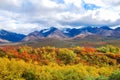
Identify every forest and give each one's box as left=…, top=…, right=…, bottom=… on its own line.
left=0, top=45, right=120, bottom=80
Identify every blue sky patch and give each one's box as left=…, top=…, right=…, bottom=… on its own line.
left=83, top=3, right=101, bottom=10
left=51, top=0, right=64, bottom=4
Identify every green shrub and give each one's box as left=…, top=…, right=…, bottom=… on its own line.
left=57, top=48, right=77, bottom=64
left=108, top=71, right=120, bottom=80
left=22, top=70, right=35, bottom=80
left=96, top=76, right=108, bottom=80
left=0, top=50, right=6, bottom=57
left=97, top=45, right=120, bottom=53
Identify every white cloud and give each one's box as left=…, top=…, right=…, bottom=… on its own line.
left=0, top=0, right=120, bottom=34
left=95, top=9, right=120, bottom=22
left=0, top=0, right=21, bottom=7
left=102, top=0, right=120, bottom=6
left=0, top=0, right=22, bottom=12
left=64, top=0, right=82, bottom=8
left=84, top=0, right=105, bottom=7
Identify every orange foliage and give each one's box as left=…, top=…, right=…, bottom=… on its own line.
left=84, top=47, right=97, bottom=53
left=0, top=45, right=120, bottom=65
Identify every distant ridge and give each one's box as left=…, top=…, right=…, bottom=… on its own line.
left=23, top=26, right=120, bottom=41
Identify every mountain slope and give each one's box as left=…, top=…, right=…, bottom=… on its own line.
left=45, top=27, right=68, bottom=39
left=23, top=27, right=68, bottom=41
left=0, top=29, right=26, bottom=42
left=23, top=31, right=44, bottom=41
left=111, top=27, right=120, bottom=38
left=22, top=26, right=120, bottom=42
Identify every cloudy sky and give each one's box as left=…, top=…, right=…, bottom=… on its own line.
left=0, top=0, right=120, bottom=34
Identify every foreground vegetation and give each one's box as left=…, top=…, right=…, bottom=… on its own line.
left=0, top=45, right=120, bottom=80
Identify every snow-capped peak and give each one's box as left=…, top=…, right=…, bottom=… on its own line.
left=42, top=28, right=51, bottom=33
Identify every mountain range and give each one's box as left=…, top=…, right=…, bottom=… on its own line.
left=23, top=26, right=120, bottom=41
left=0, top=26, right=120, bottom=43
